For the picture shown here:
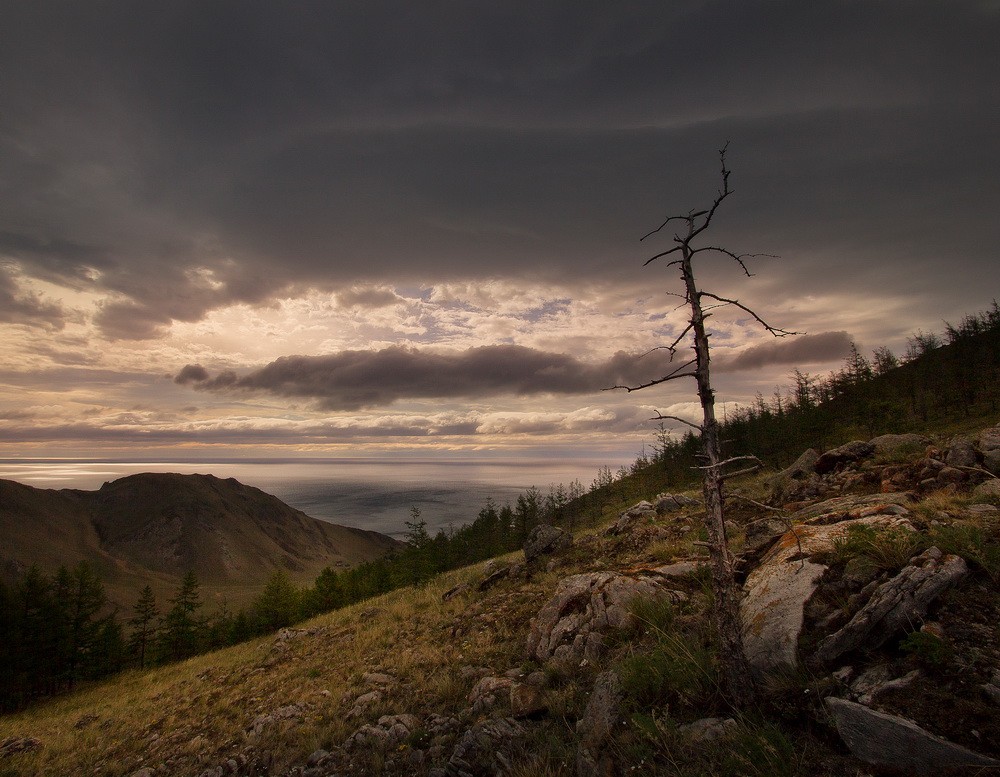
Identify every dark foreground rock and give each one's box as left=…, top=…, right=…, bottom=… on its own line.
left=827, top=697, right=1000, bottom=775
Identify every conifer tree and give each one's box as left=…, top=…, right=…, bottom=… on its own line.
left=159, top=571, right=205, bottom=661
left=127, top=585, right=159, bottom=668
left=252, top=570, right=301, bottom=631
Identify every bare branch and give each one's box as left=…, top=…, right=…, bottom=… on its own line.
left=690, top=247, right=779, bottom=277
left=698, top=292, right=798, bottom=337
left=720, top=465, right=763, bottom=481
left=640, top=211, right=708, bottom=242
left=694, top=455, right=763, bottom=471
left=650, top=413, right=703, bottom=432
left=642, top=245, right=683, bottom=266
left=603, top=358, right=698, bottom=392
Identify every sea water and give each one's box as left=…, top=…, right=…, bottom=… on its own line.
left=0, top=457, right=618, bottom=538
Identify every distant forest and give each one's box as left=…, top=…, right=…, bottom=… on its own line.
left=2, top=302, right=998, bottom=713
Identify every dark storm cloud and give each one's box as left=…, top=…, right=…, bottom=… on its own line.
left=175, top=345, right=671, bottom=409
left=2, top=1, right=999, bottom=335
left=716, top=331, right=853, bottom=371
left=0, top=265, right=66, bottom=329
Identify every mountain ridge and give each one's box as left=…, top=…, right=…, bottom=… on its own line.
left=0, top=472, right=399, bottom=609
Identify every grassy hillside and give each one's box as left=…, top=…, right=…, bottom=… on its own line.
left=3, top=423, right=998, bottom=775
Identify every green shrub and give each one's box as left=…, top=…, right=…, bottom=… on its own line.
left=928, top=523, right=1000, bottom=582
left=900, top=630, right=951, bottom=666
left=829, top=524, right=923, bottom=571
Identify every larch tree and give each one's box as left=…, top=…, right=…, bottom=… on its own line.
left=610, top=144, right=794, bottom=707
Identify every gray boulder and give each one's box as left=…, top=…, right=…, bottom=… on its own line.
left=653, top=493, right=699, bottom=514
left=974, top=479, right=1000, bottom=498
left=783, top=448, right=821, bottom=479
left=827, top=697, right=999, bottom=775
left=526, top=572, right=683, bottom=664
left=524, top=524, right=573, bottom=563
left=446, top=717, right=524, bottom=777
left=814, top=547, right=968, bottom=664
left=943, top=437, right=978, bottom=469
left=605, top=501, right=657, bottom=536
left=814, top=440, right=875, bottom=474
left=869, top=433, right=929, bottom=455
left=576, top=671, right=623, bottom=777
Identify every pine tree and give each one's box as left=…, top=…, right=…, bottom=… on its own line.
left=252, top=570, right=301, bottom=631
left=158, top=572, right=205, bottom=662
left=127, top=585, right=159, bottom=668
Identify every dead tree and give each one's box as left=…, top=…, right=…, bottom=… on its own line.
left=610, top=144, right=794, bottom=707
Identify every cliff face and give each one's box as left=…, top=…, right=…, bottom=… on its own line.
left=0, top=472, right=399, bottom=607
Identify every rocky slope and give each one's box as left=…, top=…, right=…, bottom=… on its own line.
left=0, top=473, right=399, bottom=608
left=2, top=424, right=999, bottom=775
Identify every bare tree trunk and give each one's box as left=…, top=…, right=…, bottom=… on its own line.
left=681, top=241, right=757, bottom=706
left=608, top=145, right=795, bottom=708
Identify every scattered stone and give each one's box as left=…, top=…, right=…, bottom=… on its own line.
left=446, top=718, right=524, bottom=777
left=980, top=683, right=1000, bottom=705
left=791, top=492, right=913, bottom=523
left=936, top=466, right=966, bottom=485
left=362, top=672, right=395, bottom=686
left=651, top=559, right=704, bottom=579
left=478, top=564, right=513, bottom=592
left=870, top=433, right=930, bottom=455
left=741, top=514, right=913, bottom=677
left=826, top=697, right=1000, bottom=775
left=605, top=501, right=657, bottom=536
left=524, top=524, right=573, bottom=563
left=653, top=493, right=699, bottom=515
left=678, top=717, right=738, bottom=742
left=815, top=547, right=968, bottom=664
left=974, top=479, right=1000, bottom=499
left=246, top=703, right=307, bottom=737
left=468, top=676, right=512, bottom=712
left=127, top=769, right=154, bottom=777
left=442, top=583, right=471, bottom=602
left=577, top=671, right=623, bottom=749
left=526, top=571, right=684, bottom=664
left=814, top=440, right=875, bottom=475
left=347, top=690, right=382, bottom=718
left=510, top=682, right=547, bottom=719
left=943, top=437, right=978, bottom=469
left=0, top=737, right=42, bottom=758
left=968, top=503, right=999, bottom=513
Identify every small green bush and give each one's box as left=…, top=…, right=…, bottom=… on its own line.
left=928, top=523, right=1000, bottom=582
left=829, top=524, right=923, bottom=571
left=900, top=630, right=951, bottom=666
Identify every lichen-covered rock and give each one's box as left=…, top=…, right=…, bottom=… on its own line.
left=526, top=572, right=682, bottom=664
left=523, top=524, right=573, bottom=563
left=653, top=493, right=699, bottom=515
left=783, top=448, right=821, bottom=480
left=827, top=697, right=1000, bottom=775
left=446, top=718, right=524, bottom=777
left=577, top=671, right=623, bottom=749
left=604, top=501, right=657, bottom=536
left=943, top=437, right=978, bottom=469
left=814, top=440, right=875, bottom=474
left=741, top=514, right=913, bottom=677
left=869, top=433, right=930, bottom=454
left=974, top=479, right=1000, bottom=499
left=0, top=736, right=41, bottom=758
left=814, top=547, right=968, bottom=664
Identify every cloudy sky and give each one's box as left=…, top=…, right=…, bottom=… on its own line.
left=1, top=1, right=998, bottom=461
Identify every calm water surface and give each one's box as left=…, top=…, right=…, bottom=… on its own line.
left=0, top=458, right=616, bottom=538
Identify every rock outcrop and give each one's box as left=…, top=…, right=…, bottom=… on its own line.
left=741, top=511, right=913, bottom=677
left=526, top=571, right=683, bottom=664
left=814, top=547, right=968, bottom=663
left=827, top=697, right=1000, bottom=775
